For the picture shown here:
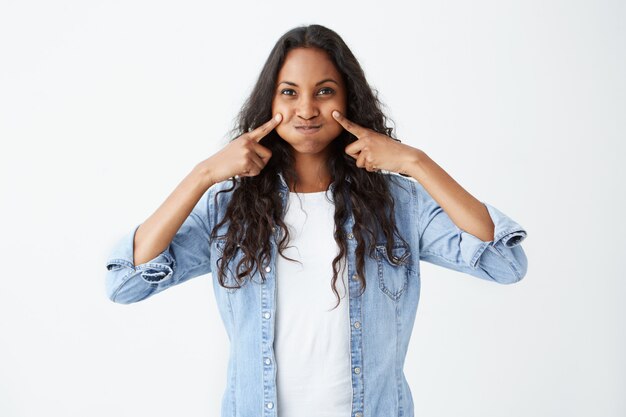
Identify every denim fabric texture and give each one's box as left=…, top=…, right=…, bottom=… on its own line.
left=105, top=171, right=528, bottom=417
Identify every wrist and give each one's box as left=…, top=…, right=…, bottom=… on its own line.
left=190, top=160, right=216, bottom=191
left=402, top=148, right=428, bottom=180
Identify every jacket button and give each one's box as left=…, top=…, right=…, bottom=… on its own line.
left=355, top=413, right=363, bottom=417
left=265, top=266, right=271, bottom=272
left=347, top=232, right=354, bottom=239
left=354, top=367, right=361, bottom=374
left=266, top=402, right=274, bottom=409
left=272, top=226, right=276, bottom=232
left=354, top=321, right=361, bottom=329
left=278, top=192, right=283, bottom=198
left=264, top=358, right=271, bottom=365
left=352, top=274, right=359, bottom=281
left=263, top=312, right=271, bottom=319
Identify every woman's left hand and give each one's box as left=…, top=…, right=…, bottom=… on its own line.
left=332, top=110, right=421, bottom=175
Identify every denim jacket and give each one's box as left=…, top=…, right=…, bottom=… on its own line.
left=105, top=171, right=528, bottom=417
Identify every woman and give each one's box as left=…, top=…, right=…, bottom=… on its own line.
left=105, top=24, right=528, bottom=417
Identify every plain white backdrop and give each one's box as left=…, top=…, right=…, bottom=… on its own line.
left=1, top=0, right=624, bottom=416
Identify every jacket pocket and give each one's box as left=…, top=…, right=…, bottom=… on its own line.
left=375, top=241, right=411, bottom=301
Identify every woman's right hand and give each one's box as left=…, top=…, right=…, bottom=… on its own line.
left=195, top=113, right=283, bottom=186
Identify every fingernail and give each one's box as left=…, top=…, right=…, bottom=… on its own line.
left=332, top=111, right=339, bottom=118
left=275, top=113, right=282, bottom=121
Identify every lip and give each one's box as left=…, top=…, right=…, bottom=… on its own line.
left=295, top=125, right=322, bottom=135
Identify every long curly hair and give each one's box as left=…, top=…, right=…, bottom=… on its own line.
left=210, top=24, right=410, bottom=309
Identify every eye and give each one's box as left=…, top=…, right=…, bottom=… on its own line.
left=318, top=87, right=334, bottom=95
left=280, top=89, right=296, bottom=96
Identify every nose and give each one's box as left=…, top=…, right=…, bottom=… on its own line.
left=295, top=96, right=319, bottom=120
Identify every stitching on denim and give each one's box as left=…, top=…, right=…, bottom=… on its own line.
left=494, top=228, right=526, bottom=246
left=135, top=250, right=176, bottom=270
left=106, top=258, right=134, bottom=270
left=469, top=241, right=490, bottom=268
left=420, top=250, right=461, bottom=266
left=376, top=246, right=409, bottom=301
left=488, top=243, right=520, bottom=279
left=111, top=269, right=136, bottom=302
left=395, top=300, right=404, bottom=417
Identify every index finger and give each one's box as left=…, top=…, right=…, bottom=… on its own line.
left=332, top=110, right=365, bottom=137
left=249, top=113, right=282, bottom=142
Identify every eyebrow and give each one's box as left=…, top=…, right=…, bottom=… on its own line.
left=278, top=78, right=339, bottom=87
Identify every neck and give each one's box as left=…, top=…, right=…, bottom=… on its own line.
left=289, top=154, right=332, bottom=193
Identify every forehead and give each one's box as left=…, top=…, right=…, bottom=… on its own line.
left=277, top=47, right=342, bottom=83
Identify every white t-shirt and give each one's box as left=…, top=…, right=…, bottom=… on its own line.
left=274, top=189, right=352, bottom=417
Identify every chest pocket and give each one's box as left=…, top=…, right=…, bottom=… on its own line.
left=214, top=238, right=248, bottom=294
left=374, top=241, right=412, bottom=301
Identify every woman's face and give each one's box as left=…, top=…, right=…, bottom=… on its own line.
left=271, top=47, right=347, bottom=156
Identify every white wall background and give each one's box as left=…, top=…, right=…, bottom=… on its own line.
left=1, top=0, right=624, bottom=416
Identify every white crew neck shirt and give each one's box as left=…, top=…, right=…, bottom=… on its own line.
left=274, top=189, right=352, bottom=417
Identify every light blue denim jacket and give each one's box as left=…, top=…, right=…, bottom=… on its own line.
left=105, top=171, right=528, bottom=417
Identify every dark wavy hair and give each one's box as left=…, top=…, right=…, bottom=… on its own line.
left=210, top=24, right=410, bottom=309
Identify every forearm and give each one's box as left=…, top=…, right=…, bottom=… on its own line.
left=133, top=165, right=213, bottom=265
left=403, top=149, right=495, bottom=242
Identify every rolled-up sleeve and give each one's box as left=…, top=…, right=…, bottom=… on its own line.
left=415, top=181, right=528, bottom=284
left=105, top=188, right=213, bottom=304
